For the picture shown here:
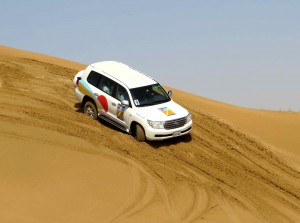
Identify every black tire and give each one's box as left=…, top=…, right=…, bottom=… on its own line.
left=84, top=101, right=98, bottom=120
left=135, top=124, right=146, bottom=142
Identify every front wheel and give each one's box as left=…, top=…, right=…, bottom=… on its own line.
left=84, top=101, right=98, bottom=120
left=135, top=124, right=146, bottom=142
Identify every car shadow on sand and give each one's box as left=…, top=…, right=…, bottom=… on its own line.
left=74, top=103, right=83, bottom=113
left=147, top=134, right=192, bottom=149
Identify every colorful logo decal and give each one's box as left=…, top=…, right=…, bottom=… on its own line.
left=159, top=107, right=175, bottom=116
left=117, top=104, right=125, bottom=120
left=78, top=79, right=108, bottom=112
left=97, top=95, right=108, bottom=112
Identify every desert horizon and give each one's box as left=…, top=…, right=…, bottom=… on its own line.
left=1, top=45, right=299, bottom=223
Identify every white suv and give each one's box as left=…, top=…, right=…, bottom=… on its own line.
left=73, top=61, right=192, bottom=141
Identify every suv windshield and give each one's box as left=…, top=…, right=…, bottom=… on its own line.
left=130, top=84, right=171, bottom=107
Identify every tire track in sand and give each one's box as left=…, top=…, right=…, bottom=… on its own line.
left=179, top=108, right=300, bottom=222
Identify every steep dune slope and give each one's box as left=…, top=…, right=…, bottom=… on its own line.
left=170, top=88, right=300, bottom=167
left=0, top=46, right=299, bottom=223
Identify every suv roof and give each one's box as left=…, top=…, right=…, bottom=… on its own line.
left=90, top=61, right=157, bottom=89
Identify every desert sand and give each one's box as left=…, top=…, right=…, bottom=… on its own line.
left=0, top=45, right=299, bottom=223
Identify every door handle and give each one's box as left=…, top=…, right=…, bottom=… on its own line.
left=112, top=102, right=116, bottom=106
left=94, top=93, right=99, bottom=96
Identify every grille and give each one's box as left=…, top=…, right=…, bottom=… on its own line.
left=164, top=116, right=187, bottom=130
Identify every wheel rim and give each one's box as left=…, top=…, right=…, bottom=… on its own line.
left=86, top=106, right=95, bottom=118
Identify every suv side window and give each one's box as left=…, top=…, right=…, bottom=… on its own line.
left=98, top=76, right=117, bottom=96
left=87, top=71, right=102, bottom=87
left=116, top=84, right=130, bottom=102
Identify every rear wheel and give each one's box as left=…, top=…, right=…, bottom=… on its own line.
left=84, top=101, right=98, bottom=120
left=135, top=124, right=146, bottom=142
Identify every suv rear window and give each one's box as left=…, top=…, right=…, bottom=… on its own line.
left=87, top=71, right=102, bottom=87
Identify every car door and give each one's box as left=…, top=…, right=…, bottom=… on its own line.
left=112, top=84, right=131, bottom=128
left=96, top=76, right=130, bottom=130
left=95, top=75, right=117, bottom=116
left=105, top=83, right=131, bottom=129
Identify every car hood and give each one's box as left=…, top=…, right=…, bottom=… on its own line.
left=135, top=100, right=188, bottom=121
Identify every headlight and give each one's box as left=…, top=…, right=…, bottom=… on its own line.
left=147, top=120, right=165, bottom=129
left=186, top=113, right=192, bottom=123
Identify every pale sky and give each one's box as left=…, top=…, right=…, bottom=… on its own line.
left=1, top=0, right=299, bottom=110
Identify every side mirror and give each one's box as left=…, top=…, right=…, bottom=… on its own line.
left=168, top=90, right=172, bottom=97
left=121, top=100, right=129, bottom=107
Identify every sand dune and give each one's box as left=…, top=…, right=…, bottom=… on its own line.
left=0, top=45, right=299, bottom=223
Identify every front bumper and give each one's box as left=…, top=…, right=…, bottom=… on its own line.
left=144, top=120, right=192, bottom=141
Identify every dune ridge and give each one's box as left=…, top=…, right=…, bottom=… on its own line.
left=0, top=45, right=299, bottom=223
